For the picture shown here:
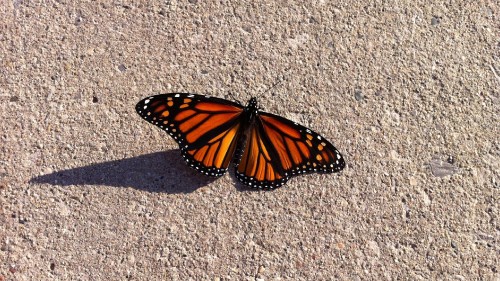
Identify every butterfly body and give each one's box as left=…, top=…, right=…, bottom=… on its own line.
left=136, top=93, right=345, bottom=189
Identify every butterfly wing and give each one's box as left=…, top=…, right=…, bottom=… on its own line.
left=136, top=93, right=244, bottom=177
left=235, top=111, right=345, bottom=188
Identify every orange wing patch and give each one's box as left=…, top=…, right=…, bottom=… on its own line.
left=236, top=127, right=284, bottom=187
left=260, top=115, right=301, bottom=138
left=136, top=93, right=244, bottom=177
left=194, top=102, right=242, bottom=112
left=262, top=114, right=344, bottom=173
left=235, top=112, right=345, bottom=188
left=187, top=123, right=240, bottom=169
left=175, top=109, right=196, bottom=121
left=184, top=112, right=241, bottom=143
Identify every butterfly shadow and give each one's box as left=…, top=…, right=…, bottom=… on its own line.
left=30, top=150, right=217, bottom=194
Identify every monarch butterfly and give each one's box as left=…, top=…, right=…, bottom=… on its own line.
left=136, top=93, right=345, bottom=189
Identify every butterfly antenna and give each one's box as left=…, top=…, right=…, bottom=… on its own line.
left=257, top=72, right=289, bottom=99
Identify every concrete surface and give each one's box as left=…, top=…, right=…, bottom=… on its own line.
left=1, top=0, right=498, bottom=280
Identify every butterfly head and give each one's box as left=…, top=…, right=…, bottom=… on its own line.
left=246, top=97, right=259, bottom=115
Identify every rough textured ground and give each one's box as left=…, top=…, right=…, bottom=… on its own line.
left=1, top=0, right=498, bottom=280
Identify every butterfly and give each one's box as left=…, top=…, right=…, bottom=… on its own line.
left=136, top=93, right=345, bottom=189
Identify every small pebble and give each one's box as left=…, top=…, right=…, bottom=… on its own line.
left=409, top=176, right=417, bottom=186
left=431, top=16, right=440, bottom=25
left=354, top=89, right=364, bottom=101
left=429, top=157, right=458, bottom=177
